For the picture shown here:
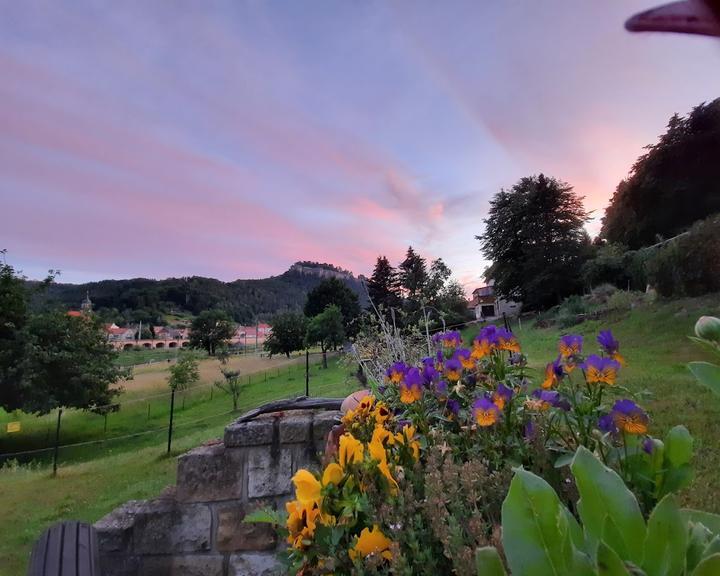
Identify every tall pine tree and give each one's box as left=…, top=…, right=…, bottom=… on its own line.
left=366, top=256, right=401, bottom=315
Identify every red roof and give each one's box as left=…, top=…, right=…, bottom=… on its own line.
left=67, top=310, right=83, bottom=317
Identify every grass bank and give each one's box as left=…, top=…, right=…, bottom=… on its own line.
left=462, top=293, right=720, bottom=513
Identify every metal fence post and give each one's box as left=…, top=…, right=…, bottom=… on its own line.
left=52, top=408, right=63, bottom=477
left=305, top=350, right=310, bottom=397
left=167, top=389, right=176, bottom=454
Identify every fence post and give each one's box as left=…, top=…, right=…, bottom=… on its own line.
left=305, top=350, right=310, bottom=397
left=147, top=403, right=151, bottom=420
left=167, top=388, right=176, bottom=454
left=52, top=408, right=63, bottom=477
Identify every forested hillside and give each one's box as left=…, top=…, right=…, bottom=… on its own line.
left=30, top=262, right=367, bottom=325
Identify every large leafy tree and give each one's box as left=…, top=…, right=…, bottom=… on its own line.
left=478, top=174, right=590, bottom=310
left=189, top=309, right=235, bottom=355
left=265, top=312, right=307, bottom=358
left=306, top=305, right=345, bottom=369
left=601, top=99, right=720, bottom=248
left=0, top=261, right=127, bottom=414
left=304, top=278, right=361, bottom=336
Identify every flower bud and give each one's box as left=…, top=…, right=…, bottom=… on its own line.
left=695, top=316, right=720, bottom=343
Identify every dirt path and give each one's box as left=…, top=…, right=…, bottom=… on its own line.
left=118, top=353, right=306, bottom=394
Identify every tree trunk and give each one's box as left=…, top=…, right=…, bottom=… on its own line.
left=285, top=351, right=290, bottom=358
left=322, top=349, right=327, bottom=369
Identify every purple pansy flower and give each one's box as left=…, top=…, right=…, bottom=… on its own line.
left=559, top=334, right=583, bottom=358
left=611, top=399, right=649, bottom=435
left=446, top=398, right=460, bottom=416
left=444, top=357, right=463, bottom=381
left=582, top=355, right=621, bottom=386
left=385, top=361, right=409, bottom=384
left=598, top=413, right=618, bottom=434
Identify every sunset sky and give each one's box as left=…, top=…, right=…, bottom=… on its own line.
left=2, top=1, right=720, bottom=290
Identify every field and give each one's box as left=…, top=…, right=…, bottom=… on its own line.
left=0, top=354, right=357, bottom=574
left=1, top=295, right=719, bottom=574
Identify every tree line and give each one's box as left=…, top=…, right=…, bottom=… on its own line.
left=478, top=97, right=720, bottom=308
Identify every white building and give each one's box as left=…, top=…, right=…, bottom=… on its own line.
left=471, top=283, right=521, bottom=321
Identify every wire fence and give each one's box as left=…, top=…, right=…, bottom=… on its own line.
left=0, top=351, right=353, bottom=471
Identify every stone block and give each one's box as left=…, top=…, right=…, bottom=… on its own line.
left=312, top=411, right=341, bottom=451
left=247, top=447, right=292, bottom=498
left=177, top=443, right=244, bottom=502
left=133, top=500, right=212, bottom=554
left=95, top=500, right=145, bottom=554
left=140, top=554, right=224, bottom=576
left=225, top=417, right=274, bottom=447
left=279, top=412, right=312, bottom=443
left=229, top=552, right=283, bottom=576
left=216, top=504, right=278, bottom=552
left=99, top=554, right=140, bottom=576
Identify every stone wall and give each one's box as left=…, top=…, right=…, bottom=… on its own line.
left=95, top=409, right=340, bottom=576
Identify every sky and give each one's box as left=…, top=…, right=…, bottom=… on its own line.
left=2, top=1, right=720, bottom=290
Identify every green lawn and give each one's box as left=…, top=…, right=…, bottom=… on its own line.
left=0, top=357, right=357, bottom=575
left=461, top=293, right=720, bottom=513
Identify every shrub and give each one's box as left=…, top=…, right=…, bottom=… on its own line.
left=606, top=289, right=646, bottom=311
left=588, top=283, right=618, bottom=305
left=645, top=215, right=720, bottom=297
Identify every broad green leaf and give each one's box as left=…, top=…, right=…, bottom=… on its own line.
left=571, top=446, right=646, bottom=565
left=659, top=464, right=694, bottom=499
left=564, top=507, right=585, bottom=550
left=242, top=508, right=284, bottom=524
left=642, top=494, right=687, bottom=576
left=687, top=362, right=720, bottom=397
left=692, top=553, right=720, bottom=576
left=597, top=542, right=632, bottom=576
left=702, top=536, right=720, bottom=559
left=475, top=546, right=507, bottom=576
left=501, top=468, right=574, bottom=576
left=681, top=509, right=720, bottom=535
left=554, top=453, right=574, bottom=468
left=664, top=425, right=693, bottom=467
left=687, top=522, right=714, bottom=573
left=603, top=516, right=630, bottom=563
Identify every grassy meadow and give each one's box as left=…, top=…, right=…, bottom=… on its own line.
left=0, top=354, right=358, bottom=575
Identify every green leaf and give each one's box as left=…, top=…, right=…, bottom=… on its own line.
left=687, top=522, right=714, bottom=573
left=597, top=542, right=632, bottom=576
left=692, top=553, right=720, bottom=576
left=564, top=507, right=585, bottom=550
left=242, top=508, right=285, bottom=525
left=475, top=546, right=507, bottom=576
left=659, top=464, right=694, bottom=499
left=702, top=536, right=720, bottom=560
left=681, top=509, right=720, bottom=535
left=642, top=494, right=687, bottom=576
left=554, top=453, right=574, bottom=468
left=571, top=446, right=646, bottom=565
left=501, top=468, right=574, bottom=576
left=664, top=425, right=693, bottom=468
left=688, top=362, right=720, bottom=397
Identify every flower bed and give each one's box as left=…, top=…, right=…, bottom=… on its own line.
left=256, top=325, right=720, bottom=575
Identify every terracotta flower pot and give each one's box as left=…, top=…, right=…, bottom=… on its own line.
left=323, top=389, right=371, bottom=461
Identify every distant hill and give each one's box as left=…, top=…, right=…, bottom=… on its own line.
left=32, top=262, right=368, bottom=326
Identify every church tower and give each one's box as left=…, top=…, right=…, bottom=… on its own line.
left=81, top=291, right=93, bottom=313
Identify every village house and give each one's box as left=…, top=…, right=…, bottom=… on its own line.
left=470, top=282, right=521, bottom=321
